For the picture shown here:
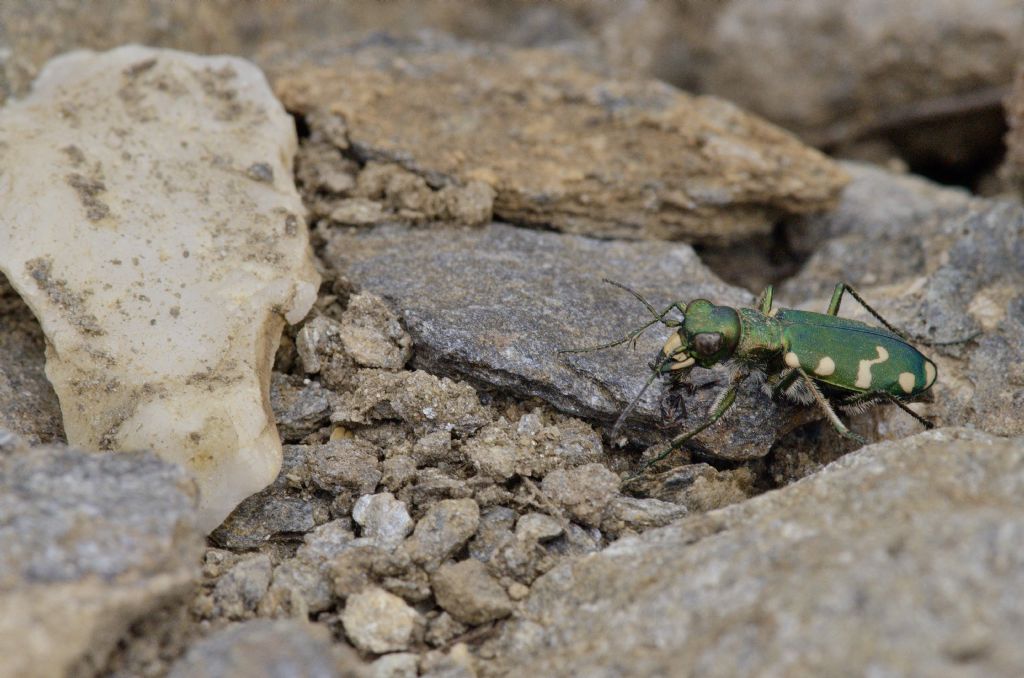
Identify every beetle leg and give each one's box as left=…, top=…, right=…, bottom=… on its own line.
left=828, top=282, right=912, bottom=338
left=624, top=371, right=745, bottom=484
left=770, top=368, right=800, bottom=399
left=756, top=285, right=774, bottom=315
left=796, top=367, right=867, bottom=444
left=842, top=390, right=934, bottom=430
left=829, top=282, right=980, bottom=347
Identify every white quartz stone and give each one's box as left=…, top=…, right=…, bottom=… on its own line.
left=0, top=46, right=320, bottom=531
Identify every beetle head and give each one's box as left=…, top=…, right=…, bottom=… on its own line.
left=657, top=299, right=740, bottom=374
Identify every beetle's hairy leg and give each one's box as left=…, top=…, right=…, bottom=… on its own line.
left=797, top=367, right=867, bottom=444
left=842, top=390, right=935, bottom=430
left=622, top=371, right=745, bottom=486
left=756, top=285, right=774, bottom=315
left=609, top=354, right=669, bottom=439
left=770, top=368, right=800, bottom=399
left=831, top=282, right=980, bottom=347
left=827, top=283, right=909, bottom=339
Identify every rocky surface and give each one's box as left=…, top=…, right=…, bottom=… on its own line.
left=2, top=8, right=1023, bottom=678
left=1004, top=67, right=1024, bottom=195
left=0, top=444, right=202, bottom=678
left=0, top=283, right=63, bottom=443
left=276, top=37, right=847, bottom=244
left=701, top=0, right=1023, bottom=171
left=485, top=429, right=1024, bottom=677
left=0, top=45, right=320, bottom=532
left=326, top=223, right=806, bottom=460
left=168, top=619, right=361, bottom=678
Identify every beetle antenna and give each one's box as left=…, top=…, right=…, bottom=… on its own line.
left=603, top=279, right=660, bottom=321
left=609, top=353, right=668, bottom=438
left=558, top=281, right=684, bottom=355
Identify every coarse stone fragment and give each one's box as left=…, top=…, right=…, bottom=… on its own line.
left=306, top=438, right=382, bottom=496
left=487, top=429, right=1024, bottom=677
left=600, top=496, right=689, bottom=536
left=426, top=612, right=468, bottom=648
left=540, top=463, right=619, bottom=529
left=401, top=468, right=474, bottom=511
left=211, top=553, right=273, bottom=620
left=339, top=292, right=413, bottom=369
left=370, top=652, right=419, bottom=678
left=412, top=430, right=455, bottom=467
left=469, top=507, right=519, bottom=564
left=332, top=368, right=493, bottom=438
left=211, top=445, right=321, bottom=549
left=420, top=643, right=476, bottom=678
left=0, top=46, right=320, bottom=532
left=353, top=492, right=414, bottom=547
left=327, top=223, right=802, bottom=459
left=276, top=37, right=846, bottom=243
left=0, top=445, right=202, bottom=678
left=168, top=619, right=359, bottom=678
left=380, top=455, right=417, bottom=492
left=271, top=374, right=333, bottom=442
left=259, top=519, right=356, bottom=617
left=295, top=314, right=346, bottom=375
left=462, top=423, right=517, bottom=481
left=515, top=513, right=564, bottom=544
left=431, top=559, right=514, bottom=625
left=342, top=587, right=422, bottom=654
left=405, top=499, right=481, bottom=571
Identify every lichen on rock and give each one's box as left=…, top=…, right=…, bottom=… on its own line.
left=0, top=46, right=320, bottom=531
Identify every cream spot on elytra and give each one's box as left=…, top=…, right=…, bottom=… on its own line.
left=924, top=361, right=936, bottom=388
left=814, top=356, right=836, bottom=376
left=784, top=351, right=801, bottom=369
left=855, top=346, right=889, bottom=389
left=898, top=372, right=916, bottom=393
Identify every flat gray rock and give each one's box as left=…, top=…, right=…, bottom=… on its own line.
left=0, top=445, right=202, bottom=678
left=327, top=223, right=806, bottom=459
left=485, top=429, right=1024, bottom=677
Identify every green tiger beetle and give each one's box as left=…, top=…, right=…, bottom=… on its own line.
left=562, top=280, right=961, bottom=474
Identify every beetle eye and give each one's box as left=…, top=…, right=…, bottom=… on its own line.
left=693, top=332, right=723, bottom=356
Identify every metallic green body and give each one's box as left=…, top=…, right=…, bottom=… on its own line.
left=775, top=309, right=936, bottom=396
left=667, top=303, right=936, bottom=399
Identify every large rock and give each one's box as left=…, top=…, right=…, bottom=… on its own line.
left=276, top=36, right=846, bottom=244
left=0, top=445, right=202, bottom=678
left=486, top=429, right=1024, bottom=676
left=0, top=46, right=320, bottom=531
left=702, top=0, right=1022, bottom=163
left=327, top=223, right=806, bottom=459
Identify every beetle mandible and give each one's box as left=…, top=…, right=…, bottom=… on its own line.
left=563, top=280, right=947, bottom=468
